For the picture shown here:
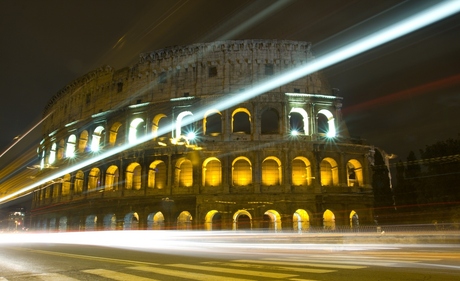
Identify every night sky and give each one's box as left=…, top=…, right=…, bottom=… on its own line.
left=0, top=0, right=459, bottom=166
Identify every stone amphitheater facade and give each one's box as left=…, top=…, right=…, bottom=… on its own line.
left=31, top=39, right=375, bottom=232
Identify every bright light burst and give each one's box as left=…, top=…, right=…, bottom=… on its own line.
left=1, top=1, right=460, bottom=204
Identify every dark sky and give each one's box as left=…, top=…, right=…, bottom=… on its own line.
left=0, top=0, right=459, bottom=164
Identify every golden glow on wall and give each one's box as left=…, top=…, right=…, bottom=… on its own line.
left=323, top=209, right=336, bottom=230
left=105, top=165, right=119, bottom=191
left=347, top=159, right=363, bottom=187
left=74, top=170, right=84, bottom=194
left=232, top=156, right=252, bottom=186
left=177, top=211, right=192, bottom=230
left=202, top=157, right=222, bottom=187
left=176, top=158, right=193, bottom=187
left=126, top=162, right=142, bottom=190
left=109, top=122, right=122, bottom=146
left=350, top=210, right=359, bottom=227
left=148, top=160, right=166, bottom=189
left=87, top=167, right=101, bottom=191
left=262, top=157, right=281, bottom=186
left=204, top=210, right=219, bottom=231
left=293, top=209, right=310, bottom=231
left=151, top=113, right=167, bottom=139
left=78, top=130, right=88, bottom=153
left=61, top=174, right=71, bottom=196
left=320, top=157, right=339, bottom=186
left=292, top=157, right=312, bottom=186
left=264, top=209, right=282, bottom=231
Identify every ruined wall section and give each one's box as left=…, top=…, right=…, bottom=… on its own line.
left=42, top=40, right=331, bottom=137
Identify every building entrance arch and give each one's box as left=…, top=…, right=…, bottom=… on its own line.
left=233, top=210, right=252, bottom=230
left=123, top=212, right=139, bottom=230
left=293, top=209, right=310, bottom=232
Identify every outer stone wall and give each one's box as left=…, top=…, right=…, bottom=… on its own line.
left=31, top=40, right=375, bottom=232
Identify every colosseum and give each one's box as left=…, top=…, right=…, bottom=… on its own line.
left=31, top=39, right=376, bottom=232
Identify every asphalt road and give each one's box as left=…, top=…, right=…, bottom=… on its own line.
left=1, top=232, right=460, bottom=280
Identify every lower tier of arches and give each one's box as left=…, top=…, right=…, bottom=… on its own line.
left=30, top=193, right=374, bottom=232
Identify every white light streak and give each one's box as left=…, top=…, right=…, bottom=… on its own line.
left=1, top=1, right=460, bottom=204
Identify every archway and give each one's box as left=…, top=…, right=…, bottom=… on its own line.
left=177, top=211, right=193, bottom=230
left=293, top=209, right=310, bottom=232
left=85, top=214, right=97, bottom=231
left=204, top=210, right=221, bottom=231
left=103, top=214, right=116, bottom=230
left=233, top=210, right=252, bottom=230
left=123, top=212, right=139, bottom=230
left=263, top=210, right=282, bottom=231
left=323, top=209, right=336, bottom=230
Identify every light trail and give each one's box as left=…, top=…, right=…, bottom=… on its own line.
left=343, top=73, right=460, bottom=114
left=0, top=111, right=53, bottom=159
left=1, top=1, right=460, bottom=205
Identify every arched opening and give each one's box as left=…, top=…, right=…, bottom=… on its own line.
left=78, top=130, right=89, bottom=153
left=61, top=174, right=71, bottom=196
left=323, top=209, right=336, bottom=230
left=91, top=125, right=105, bottom=152
left=129, top=118, right=145, bottom=143
left=233, top=210, right=252, bottom=230
left=264, top=210, right=282, bottom=231
left=202, top=157, right=222, bottom=187
left=350, top=210, right=359, bottom=229
left=123, top=212, right=139, bottom=230
left=292, top=157, right=312, bottom=186
left=177, top=211, right=192, bottom=230
left=126, top=162, right=142, bottom=190
left=347, top=159, right=364, bottom=187
left=74, top=170, right=84, bottom=194
left=85, top=215, right=97, bottom=231
left=262, top=157, right=281, bottom=186
left=58, top=216, right=67, bottom=232
left=57, top=139, right=65, bottom=160
left=147, top=212, right=165, bottom=230
left=317, top=109, right=336, bottom=138
left=148, top=160, right=167, bottom=189
left=232, top=157, right=252, bottom=186
left=293, top=209, right=310, bottom=232
left=204, top=210, right=221, bottom=231
left=175, top=158, right=193, bottom=187
left=320, top=157, right=339, bottom=186
left=203, top=110, right=222, bottom=136
left=261, top=108, right=279, bottom=134
left=48, top=143, right=56, bottom=164
left=66, top=135, right=77, bottom=158
left=105, top=165, right=119, bottom=191
left=232, top=108, right=251, bottom=134
left=103, top=214, right=116, bottom=230
left=176, top=111, right=196, bottom=140
left=289, top=108, right=308, bottom=135
left=109, top=122, right=123, bottom=146
left=87, top=168, right=101, bottom=192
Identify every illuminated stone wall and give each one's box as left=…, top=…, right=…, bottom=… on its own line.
left=31, top=40, right=375, bottom=232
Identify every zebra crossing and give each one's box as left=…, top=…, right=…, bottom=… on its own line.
left=0, top=254, right=440, bottom=281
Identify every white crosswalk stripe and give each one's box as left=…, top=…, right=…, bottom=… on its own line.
left=83, top=268, right=160, bottom=281
left=129, top=266, right=255, bottom=281
left=166, top=263, right=298, bottom=279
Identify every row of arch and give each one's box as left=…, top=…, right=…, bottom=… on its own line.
left=41, top=105, right=337, bottom=167
left=36, top=209, right=360, bottom=232
left=38, top=156, right=364, bottom=200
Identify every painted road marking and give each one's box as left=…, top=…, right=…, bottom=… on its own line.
left=235, top=259, right=367, bottom=269
left=201, top=261, right=335, bottom=274
left=166, top=263, right=297, bottom=279
left=129, top=266, right=255, bottom=281
left=83, top=268, right=160, bottom=281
